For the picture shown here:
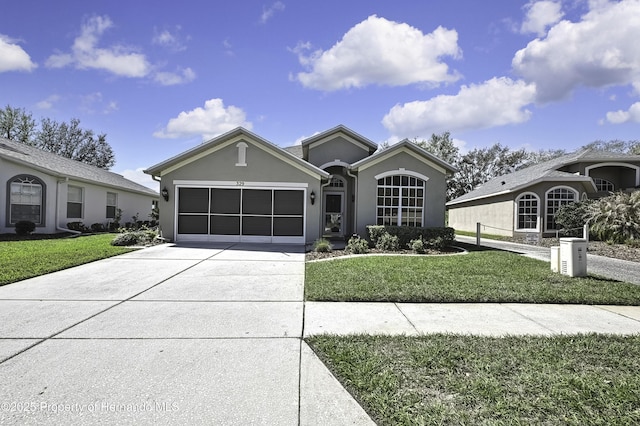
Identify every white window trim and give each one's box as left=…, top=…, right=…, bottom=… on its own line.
left=375, top=171, right=427, bottom=227
left=514, top=192, right=540, bottom=232
left=67, top=185, right=84, bottom=219
left=544, top=186, right=578, bottom=232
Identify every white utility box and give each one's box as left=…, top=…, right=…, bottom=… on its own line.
left=550, top=246, right=560, bottom=273
left=559, top=238, right=588, bottom=277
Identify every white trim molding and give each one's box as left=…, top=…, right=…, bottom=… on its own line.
left=375, top=168, right=430, bottom=182
left=584, top=162, right=640, bottom=187
left=514, top=192, right=540, bottom=232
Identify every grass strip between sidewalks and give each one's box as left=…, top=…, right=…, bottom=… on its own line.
left=305, top=251, right=640, bottom=305
left=0, top=234, right=133, bottom=286
left=307, top=334, right=640, bottom=425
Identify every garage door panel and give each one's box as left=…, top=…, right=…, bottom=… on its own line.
left=274, top=191, right=304, bottom=215
left=177, top=185, right=304, bottom=242
left=178, top=188, right=209, bottom=213
left=242, top=216, right=272, bottom=236
left=210, top=216, right=240, bottom=235
left=210, top=189, right=240, bottom=214
left=273, top=217, right=303, bottom=236
left=178, top=215, right=208, bottom=234
left=242, top=190, right=272, bottom=215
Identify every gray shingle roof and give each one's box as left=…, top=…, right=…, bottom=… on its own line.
left=0, top=137, right=158, bottom=197
left=446, top=148, right=640, bottom=206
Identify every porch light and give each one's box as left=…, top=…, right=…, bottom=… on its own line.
left=161, top=187, right=169, bottom=202
left=310, top=191, right=316, bottom=205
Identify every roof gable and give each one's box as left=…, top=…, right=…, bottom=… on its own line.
left=351, top=140, right=457, bottom=175
left=300, top=125, right=378, bottom=153
left=144, top=127, right=329, bottom=179
left=0, top=137, right=158, bottom=197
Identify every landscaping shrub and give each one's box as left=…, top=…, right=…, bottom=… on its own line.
left=14, top=220, right=36, bottom=236
left=67, top=222, right=89, bottom=233
left=367, top=225, right=455, bottom=247
left=346, top=234, right=369, bottom=254
left=313, top=238, right=333, bottom=253
left=375, top=232, right=399, bottom=251
left=111, top=233, right=139, bottom=246
left=409, top=238, right=426, bottom=254
left=555, top=200, right=593, bottom=237
left=90, top=223, right=106, bottom=233
left=589, top=191, right=640, bottom=243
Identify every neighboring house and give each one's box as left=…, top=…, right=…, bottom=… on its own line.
left=447, top=149, right=640, bottom=237
left=1, top=137, right=159, bottom=234
left=144, top=125, right=457, bottom=244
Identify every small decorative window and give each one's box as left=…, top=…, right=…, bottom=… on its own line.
left=376, top=175, right=425, bottom=227
left=593, top=178, right=614, bottom=192
left=8, top=175, right=44, bottom=225
left=515, top=193, right=539, bottom=231
left=106, top=192, right=117, bottom=219
left=67, top=186, right=84, bottom=219
left=236, top=142, right=248, bottom=166
left=328, top=176, right=345, bottom=188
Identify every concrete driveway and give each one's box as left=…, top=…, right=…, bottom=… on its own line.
left=0, top=243, right=372, bottom=425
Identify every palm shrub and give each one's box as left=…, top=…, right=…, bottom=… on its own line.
left=588, top=191, right=640, bottom=243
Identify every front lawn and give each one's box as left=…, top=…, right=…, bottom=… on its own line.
left=305, top=251, right=640, bottom=305
left=307, top=334, right=640, bottom=425
left=0, top=234, right=133, bottom=286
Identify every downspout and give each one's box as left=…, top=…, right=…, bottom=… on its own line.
left=150, top=175, right=166, bottom=240
left=346, top=167, right=358, bottom=235
left=55, top=178, right=81, bottom=235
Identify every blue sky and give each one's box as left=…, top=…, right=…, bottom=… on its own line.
left=2, top=0, right=640, bottom=189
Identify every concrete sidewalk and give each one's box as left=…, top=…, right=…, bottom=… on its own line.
left=0, top=243, right=373, bottom=426
left=304, top=302, right=640, bottom=336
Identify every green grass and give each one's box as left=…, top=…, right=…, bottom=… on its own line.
left=454, top=230, right=514, bottom=241
left=0, top=234, right=133, bottom=286
left=307, top=334, right=640, bottom=425
left=305, top=251, right=640, bottom=304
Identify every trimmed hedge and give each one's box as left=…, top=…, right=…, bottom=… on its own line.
left=367, top=225, right=455, bottom=247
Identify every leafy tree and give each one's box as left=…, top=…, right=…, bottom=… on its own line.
left=583, top=139, right=640, bottom=154
left=554, top=200, right=594, bottom=237
left=411, top=132, right=460, bottom=165
left=0, top=105, right=36, bottom=145
left=0, top=105, right=115, bottom=169
left=448, top=143, right=529, bottom=201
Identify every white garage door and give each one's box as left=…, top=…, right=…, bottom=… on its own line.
left=176, top=186, right=305, bottom=243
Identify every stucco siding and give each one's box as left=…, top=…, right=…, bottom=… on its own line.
left=307, top=136, right=371, bottom=167
left=355, top=151, right=448, bottom=237
left=1, top=158, right=157, bottom=234
left=448, top=195, right=514, bottom=236
left=158, top=138, right=322, bottom=243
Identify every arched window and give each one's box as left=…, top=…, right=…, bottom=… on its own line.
left=328, top=176, right=346, bottom=188
left=515, top=193, right=539, bottom=231
left=376, top=174, right=426, bottom=227
left=8, top=175, right=45, bottom=225
left=545, top=186, right=578, bottom=231
left=592, top=177, right=615, bottom=192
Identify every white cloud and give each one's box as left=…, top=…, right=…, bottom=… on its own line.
left=260, top=1, right=285, bottom=24
left=520, top=1, right=564, bottom=36
left=513, top=0, right=640, bottom=102
left=46, top=15, right=150, bottom=78
left=154, top=67, right=196, bottom=86
left=154, top=98, right=253, bottom=141
left=36, top=94, right=61, bottom=110
left=152, top=26, right=188, bottom=52
left=118, top=168, right=159, bottom=191
left=605, top=102, right=640, bottom=124
left=292, top=15, right=462, bottom=91
left=382, top=77, right=537, bottom=138
left=0, top=34, right=37, bottom=72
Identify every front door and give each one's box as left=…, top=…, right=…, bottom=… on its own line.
left=324, top=192, right=343, bottom=236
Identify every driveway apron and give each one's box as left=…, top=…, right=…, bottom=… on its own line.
left=0, top=243, right=372, bottom=425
